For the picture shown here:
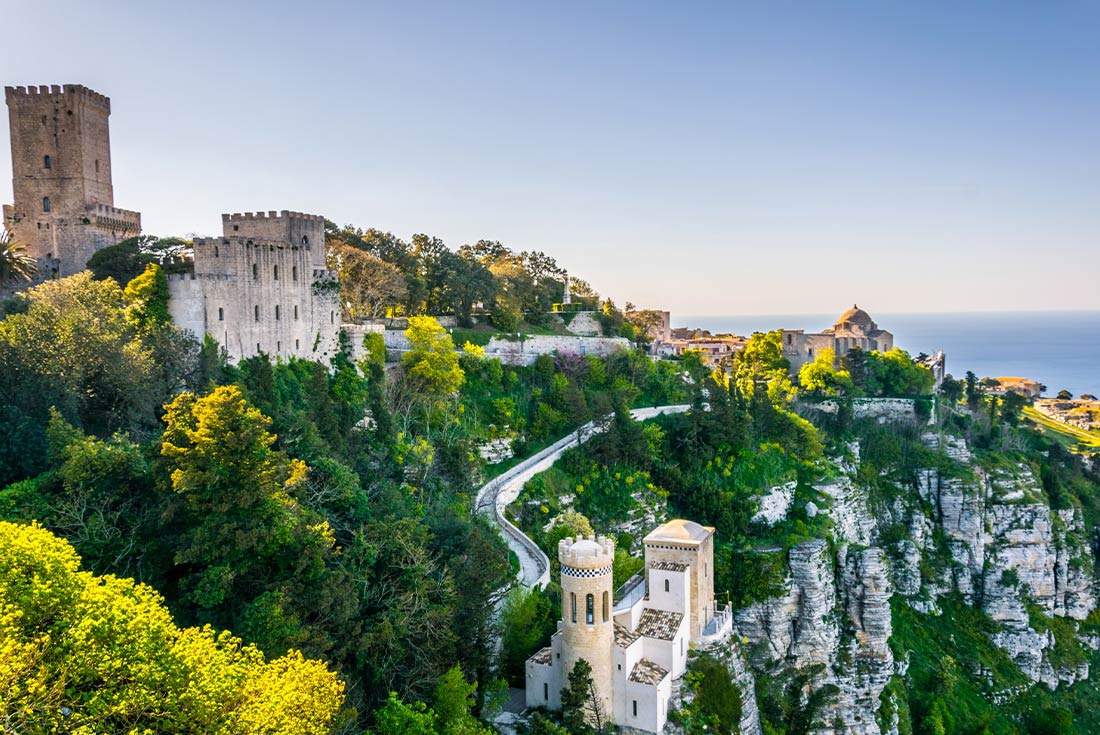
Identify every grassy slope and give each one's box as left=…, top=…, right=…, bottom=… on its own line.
left=1023, top=406, right=1100, bottom=451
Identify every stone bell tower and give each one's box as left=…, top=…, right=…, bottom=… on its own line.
left=4, top=84, right=141, bottom=281
left=558, top=535, right=615, bottom=725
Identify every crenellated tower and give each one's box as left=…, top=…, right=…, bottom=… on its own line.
left=558, top=535, right=616, bottom=724
left=4, top=84, right=141, bottom=279
left=166, top=210, right=340, bottom=364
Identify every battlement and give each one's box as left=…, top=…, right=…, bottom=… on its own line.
left=5, top=84, right=111, bottom=111
left=194, top=236, right=307, bottom=250
left=87, top=203, right=140, bottom=227
left=559, top=536, right=615, bottom=570
left=223, top=210, right=325, bottom=224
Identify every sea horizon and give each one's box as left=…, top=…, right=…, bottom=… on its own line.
left=675, top=310, right=1100, bottom=398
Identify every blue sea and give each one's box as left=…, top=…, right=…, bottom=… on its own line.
left=676, top=312, right=1100, bottom=398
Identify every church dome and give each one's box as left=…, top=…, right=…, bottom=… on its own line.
left=836, top=305, right=875, bottom=329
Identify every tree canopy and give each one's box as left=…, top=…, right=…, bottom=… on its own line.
left=0, top=520, right=345, bottom=733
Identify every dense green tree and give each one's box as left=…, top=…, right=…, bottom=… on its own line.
left=158, top=386, right=352, bottom=659
left=561, top=658, right=603, bottom=734
left=939, top=373, right=964, bottom=405
left=965, top=371, right=981, bottom=410
left=500, top=588, right=557, bottom=683
left=1001, top=390, right=1027, bottom=426
left=0, top=273, right=196, bottom=484
left=433, top=664, right=494, bottom=735
left=86, top=234, right=192, bottom=285
left=370, top=692, right=439, bottom=735
left=328, top=242, right=408, bottom=321
left=676, top=654, right=743, bottom=735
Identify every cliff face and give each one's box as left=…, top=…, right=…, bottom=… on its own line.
left=736, top=541, right=895, bottom=735
left=895, top=440, right=1096, bottom=687
left=731, top=427, right=1099, bottom=734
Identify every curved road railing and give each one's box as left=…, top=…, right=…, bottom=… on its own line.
left=476, top=404, right=691, bottom=590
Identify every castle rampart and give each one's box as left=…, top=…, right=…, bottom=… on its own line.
left=167, top=211, right=340, bottom=364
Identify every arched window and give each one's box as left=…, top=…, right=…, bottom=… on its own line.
left=43, top=155, right=51, bottom=169
left=218, top=307, right=224, bottom=321
left=273, top=265, right=279, bottom=280
left=256, top=343, right=261, bottom=353
left=42, top=197, right=50, bottom=212
left=275, top=305, right=280, bottom=321
left=787, top=333, right=792, bottom=345
left=302, top=235, right=309, bottom=245
left=570, top=593, right=577, bottom=623
left=664, top=578, right=670, bottom=593
left=254, top=305, right=260, bottom=322
left=252, top=263, right=258, bottom=280
left=330, top=311, right=334, bottom=324
left=295, top=339, right=300, bottom=350
left=292, top=265, right=298, bottom=281
left=294, top=305, right=299, bottom=320
left=602, top=591, right=609, bottom=622
left=214, top=246, right=219, bottom=258
left=277, top=341, right=281, bottom=353
left=95, top=159, right=99, bottom=173
left=585, top=594, right=594, bottom=625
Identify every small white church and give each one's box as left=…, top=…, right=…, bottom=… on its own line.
left=525, top=519, right=731, bottom=733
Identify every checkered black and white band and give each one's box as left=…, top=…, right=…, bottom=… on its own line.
left=561, top=564, right=613, bottom=578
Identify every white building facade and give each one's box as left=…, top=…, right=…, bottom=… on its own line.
left=526, top=519, right=729, bottom=734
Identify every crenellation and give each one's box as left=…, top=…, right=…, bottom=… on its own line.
left=171, top=208, right=340, bottom=364
left=5, top=82, right=337, bottom=366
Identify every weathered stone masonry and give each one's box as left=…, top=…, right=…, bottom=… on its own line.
left=4, top=84, right=140, bottom=280
left=167, top=211, right=341, bottom=363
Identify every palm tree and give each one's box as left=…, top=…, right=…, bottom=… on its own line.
left=0, top=229, right=38, bottom=286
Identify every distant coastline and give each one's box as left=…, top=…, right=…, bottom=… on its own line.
left=676, top=311, right=1100, bottom=398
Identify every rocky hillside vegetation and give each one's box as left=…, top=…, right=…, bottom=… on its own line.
left=505, top=335, right=1100, bottom=735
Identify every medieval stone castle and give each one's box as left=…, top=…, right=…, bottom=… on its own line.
left=4, top=83, right=339, bottom=362
left=3, top=85, right=140, bottom=279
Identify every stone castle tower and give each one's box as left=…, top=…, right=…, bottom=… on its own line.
left=166, top=210, right=341, bottom=363
left=558, top=536, right=616, bottom=723
left=4, top=84, right=140, bottom=279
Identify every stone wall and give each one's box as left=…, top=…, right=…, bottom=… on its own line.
left=564, top=311, right=603, bottom=336
left=482, top=334, right=630, bottom=365
left=342, top=323, right=386, bottom=363
left=377, top=330, right=630, bottom=365
left=167, top=213, right=341, bottom=364
left=803, top=397, right=934, bottom=424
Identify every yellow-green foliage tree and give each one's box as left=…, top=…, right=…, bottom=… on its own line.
left=797, top=348, right=853, bottom=396
left=402, top=316, right=464, bottom=397
left=159, top=385, right=350, bottom=657
left=0, top=520, right=345, bottom=734
left=123, top=261, right=171, bottom=330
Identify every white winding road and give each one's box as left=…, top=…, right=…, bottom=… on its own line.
left=476, top=404, right=691, bottom=589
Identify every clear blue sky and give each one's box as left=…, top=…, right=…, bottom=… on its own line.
left=4, top=1, right=1099, bottom=315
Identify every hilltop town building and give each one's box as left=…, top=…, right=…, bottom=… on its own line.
left=526, top=519, right=731, bottom=734
left=167, top=211, right=341, bottom=363
left=783, top=305, right=894, bottom=372
left=4, top=84, right=141, bottom=280
left=656, top=334, right=747, bottom=367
